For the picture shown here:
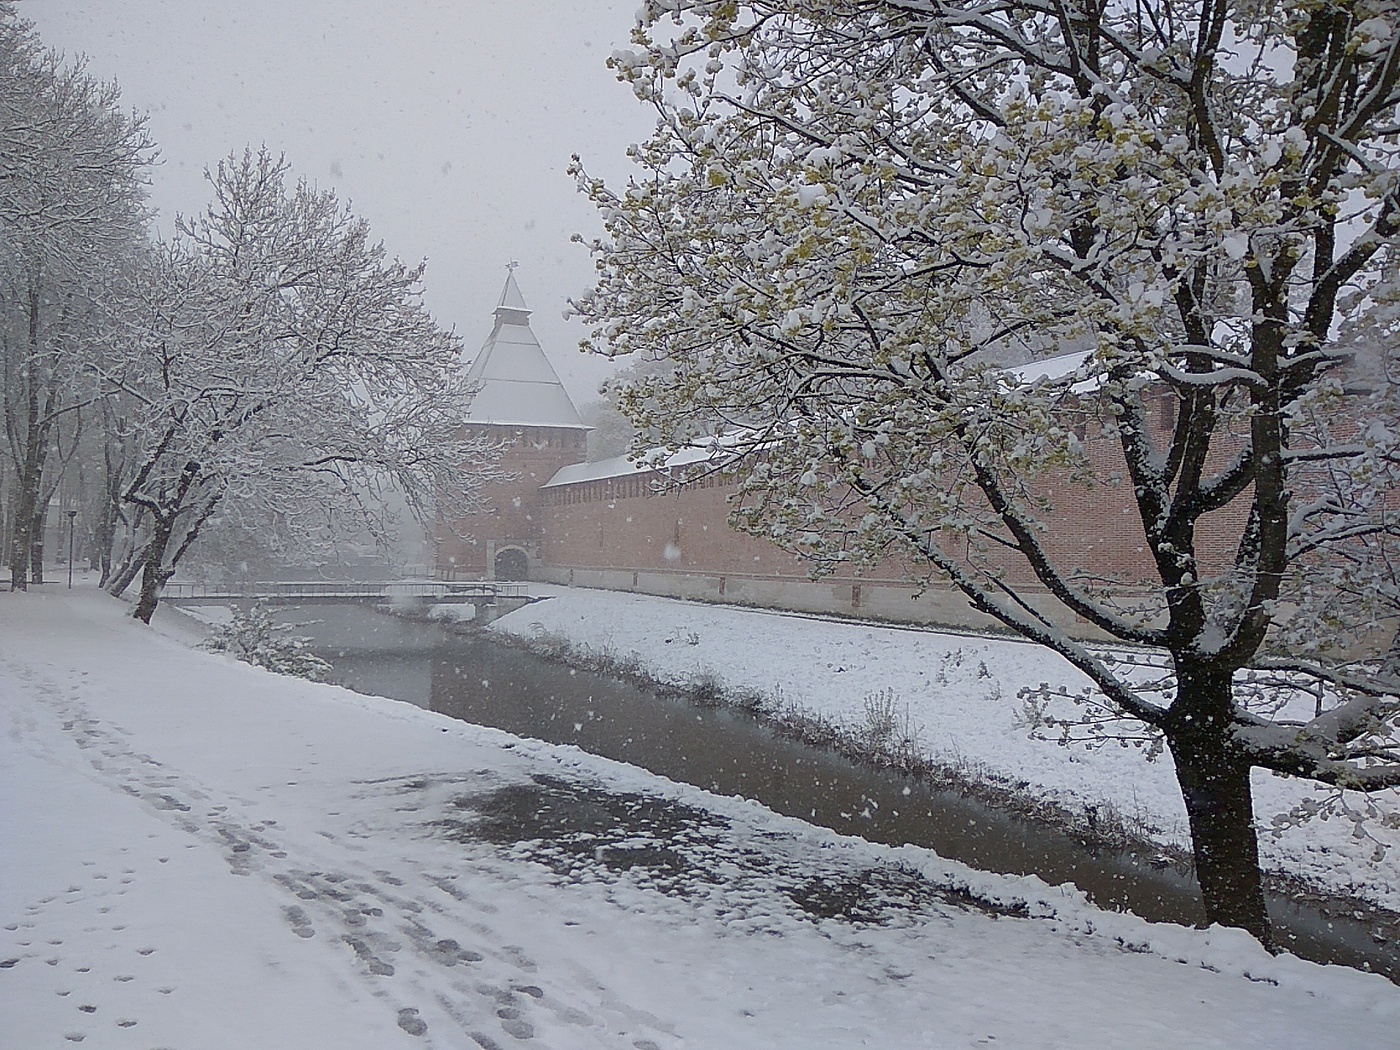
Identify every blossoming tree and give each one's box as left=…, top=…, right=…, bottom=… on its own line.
left=573, top=0, right=1400, bottom=944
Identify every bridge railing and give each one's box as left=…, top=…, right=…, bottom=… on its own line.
left=161, top=580, right=525, bottom=602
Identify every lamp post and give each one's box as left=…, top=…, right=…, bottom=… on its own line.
left=66, top=509, right=77, bottom=589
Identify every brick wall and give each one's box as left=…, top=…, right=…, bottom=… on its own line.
left=434, top=425, right=588, bottom=579
left=439, top=396, right=1259, bottom=635
left=535, top=421, right=1250, bottom=586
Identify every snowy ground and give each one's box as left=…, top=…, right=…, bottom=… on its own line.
left=4, top=588, right=1400, bottom=1049
left=481, top=586, right=1400, bottom=911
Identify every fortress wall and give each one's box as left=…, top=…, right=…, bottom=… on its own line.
left=443, top=391, right=1253, bottom=639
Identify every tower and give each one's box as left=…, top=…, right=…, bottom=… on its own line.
left=435, top=269, right=589, bottom=580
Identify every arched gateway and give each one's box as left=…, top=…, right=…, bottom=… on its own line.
left=493, top=547, right=529, bottom=582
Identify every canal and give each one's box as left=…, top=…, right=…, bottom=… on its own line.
left=275, top=603, right=1400, bottom=979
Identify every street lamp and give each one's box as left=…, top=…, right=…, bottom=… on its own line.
left=66, top=509, right=77, bottom=589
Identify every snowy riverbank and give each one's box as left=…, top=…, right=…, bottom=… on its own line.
left=4, top=587, right=1400, bottom=1048
left=483, top=585, right=1400, bottom=911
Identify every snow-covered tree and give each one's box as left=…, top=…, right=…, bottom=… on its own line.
left=574, top=0, right=1400, bottom=944
left=106, top=149, right=502, bottom=623
left=199, top=601, right=333, bottom=682
left=581, top=354, right=680, bottom=461
left=0, top=3, right=152, bottom=589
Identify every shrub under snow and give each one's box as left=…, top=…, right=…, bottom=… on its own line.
left=200, top=602, right=332, bottom=682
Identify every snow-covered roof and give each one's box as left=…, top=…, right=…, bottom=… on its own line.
left=1005, top=349, right=1095, bottom=385
left=497, top=271, right=529, bottom=312
left=539, top=351, right=1109, bottom=490
left=544, top=454, right=640, bottom=488
left=464, top=272, right=588, bottom=429
left=542, top=444, right=730, bottom=488
left=1002, top=348, right=1108, bottom=396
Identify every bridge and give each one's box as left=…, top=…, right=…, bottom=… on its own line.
left=160, top=580, right=532, bottom=619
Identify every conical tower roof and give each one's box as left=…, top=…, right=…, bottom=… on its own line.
left=464, top=271, right=587, bottom=428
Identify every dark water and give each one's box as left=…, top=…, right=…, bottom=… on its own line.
left=280, top=605, right=1400, bottom=979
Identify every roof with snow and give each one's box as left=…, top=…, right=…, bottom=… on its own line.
left=464, top=272, right=587, bottom=429
left=543, top=441, right=741, bottom=489
left=543, top=454, right=647, bottom=488
left=1003, top=348, right=1106, bottom=395
left=1006, top=349, right=1094, bottom=385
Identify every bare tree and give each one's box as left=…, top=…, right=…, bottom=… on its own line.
left=0, top=3, right=152, bottom=589
left=574, top=0, right=1400, bottom=945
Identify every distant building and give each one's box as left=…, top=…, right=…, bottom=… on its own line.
left=435, top=270, right=1244, bottom=640
left=434, top=271, right=589, bottom=581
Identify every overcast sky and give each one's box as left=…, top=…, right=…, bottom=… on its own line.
left=21, top=0, right=652, bottom=405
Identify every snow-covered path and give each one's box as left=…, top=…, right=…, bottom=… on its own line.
left=4, top=589, right=1399, bottom=1048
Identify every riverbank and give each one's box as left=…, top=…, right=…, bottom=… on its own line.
left=5, top=587, right=1400, bottom=1047
left=474, top=585, right=1400, bottom=913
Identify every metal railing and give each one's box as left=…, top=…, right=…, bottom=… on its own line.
left=161, top=580, right=524, bottom=604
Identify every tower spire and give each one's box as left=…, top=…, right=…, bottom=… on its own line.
left=495, top=263, right=530, bottom=323
left=464, top=268, right=585, bottom=429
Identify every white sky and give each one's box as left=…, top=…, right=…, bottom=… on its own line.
left=20, top=0, right=652, bottom=406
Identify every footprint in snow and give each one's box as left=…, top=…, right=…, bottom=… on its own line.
left=397, top=1007, right=428, bottom=1036
left=282, top=906, right=315, bottom=938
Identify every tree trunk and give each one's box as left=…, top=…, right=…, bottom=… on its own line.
left=1166, top=668, right=1272, bottom=948
left=96, top=410, right=127, bottom=588
left=29, top=504, right=45, bottom=584
left=8, top=280, right=52, bottom=591
left=96, top=525, right=113, bottom=588
left=95, top=487, right=121, bottom=587
left=133, top=562, right=166, bottom=624
left=105, top=539, right=145, bottom=599
left=8, top=474, right=36, bottom=590
left=132, top=517, right=175, bottom=624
